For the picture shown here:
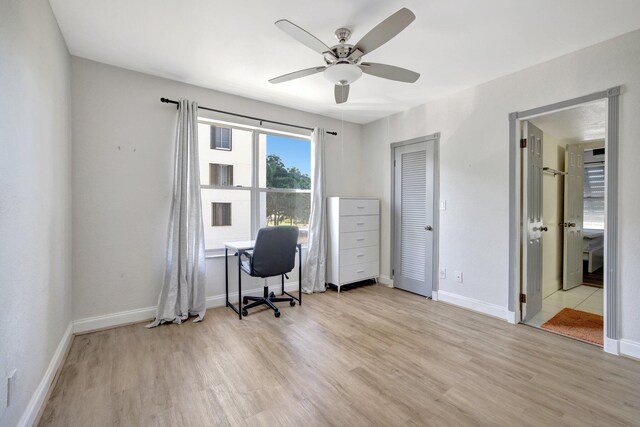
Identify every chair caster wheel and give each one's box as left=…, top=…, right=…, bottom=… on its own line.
left=242, top=309, right=248, bottom=316
left=269, top=292, right=275, bottom=298
left=243, top=297, right=248, bottom=304
left=274, top=311, right=281, bottom=318
left=290, top=300, right=296, bottom=307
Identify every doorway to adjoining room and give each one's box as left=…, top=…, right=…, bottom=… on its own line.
left=519, top=100, right=607, bottom=347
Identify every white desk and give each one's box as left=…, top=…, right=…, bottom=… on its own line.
left=224, top=240, right=302, bottom=319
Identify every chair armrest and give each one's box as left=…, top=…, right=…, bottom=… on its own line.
left=238, top=249, right=253, bottom=262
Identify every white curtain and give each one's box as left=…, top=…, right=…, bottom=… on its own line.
left=302, top=128, right=327, bottom=293
left=148, top=99, right=206, bottom=327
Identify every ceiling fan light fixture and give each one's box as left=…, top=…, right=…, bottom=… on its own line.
left=323, top=63, right=362, bottom=85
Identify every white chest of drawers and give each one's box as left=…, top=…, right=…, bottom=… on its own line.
left=326, top=197, right=380, bottom=292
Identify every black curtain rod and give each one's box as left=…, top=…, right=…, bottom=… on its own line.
left=160, top=97, right=337, bottom=136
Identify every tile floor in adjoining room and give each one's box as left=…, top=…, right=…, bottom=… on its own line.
left=525, top=285, right=603, bottom=328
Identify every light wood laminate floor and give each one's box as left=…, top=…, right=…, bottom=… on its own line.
left=39, top=285, right=640, bottom=426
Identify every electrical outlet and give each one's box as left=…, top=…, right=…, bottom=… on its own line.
left=440, top=199, right=447, bottom=211
left=454, top=271, right=463, bottom=283
left=439, top=268, right=446, bottom=279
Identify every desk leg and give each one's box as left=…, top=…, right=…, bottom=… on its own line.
left=238, top=252, right=242, bottom=319
left=298, top=244, right=302, bottom=305
left=225, top=247, right=229, bottom=306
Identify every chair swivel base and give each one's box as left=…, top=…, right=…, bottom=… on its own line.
left=242, top=286, right=295, bottom=318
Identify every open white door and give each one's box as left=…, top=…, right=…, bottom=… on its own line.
left=563, top=144, right=584, bottom=290
left=522, top=121, right=545, bottom=322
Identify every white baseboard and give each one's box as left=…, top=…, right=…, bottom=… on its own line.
left=604, top=337, right=620, bottom=355
left=437, top=290, right=509, bottom=321
left=506, top=311, right=517, bottom=324
left=72, top=282, right=300, bottom=334
left=431, top=290, right=438, bottom=301
left=378, top=275, right=393, bottom=287
left=17, top=322, right=73, bottom=427
left=620, top=339, right=640, bottom=360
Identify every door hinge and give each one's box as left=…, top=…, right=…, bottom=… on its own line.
left=392, top=269, right=395, bottom=276
left=520, top=138, right=527, bottom=148
left=519, top=293, right=527, bottom=303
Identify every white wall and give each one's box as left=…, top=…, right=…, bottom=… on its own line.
left=361, top=29, right=640, bottom=343
left=71, top=57, right=363, bottom=321
left=0, top=0, right=73, bottom=425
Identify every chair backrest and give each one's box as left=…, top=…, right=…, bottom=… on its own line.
left=250, top=226, right=299, bottom=277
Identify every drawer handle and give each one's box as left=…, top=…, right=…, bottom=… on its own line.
left=357, top=206, right=365, bottom=209
left=356, top=222, right=365, bottom=225
left=356, top=238, right=365, bottom=241
left=356, top=254, right=364, bottom=257
left=357, top=269, right=365, bottom=273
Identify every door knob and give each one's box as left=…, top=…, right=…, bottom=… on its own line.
left=425, top=225, right=433, bottom=231
left=568, top=222, right=576, bottom=227
left=533, top=226, right=548, bottom=232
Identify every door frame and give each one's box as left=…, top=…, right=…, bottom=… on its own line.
left=390, top=133, right=440, bottom=297
left=508, top=87, right=620, bottom=354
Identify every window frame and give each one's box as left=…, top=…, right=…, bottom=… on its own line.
left=198, top=118, right=311, bottom=256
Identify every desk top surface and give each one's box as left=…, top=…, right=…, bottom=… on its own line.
left=224, top=240, right=255, bottom=251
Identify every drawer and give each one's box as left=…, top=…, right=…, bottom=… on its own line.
left=340, top=215, right=379, bottom=233
left=339, top=199, right=379, bottom=216
left=339, top=245, right=379, bottom=266
left=340, top=261, right=379, bottom=284
left=339, top=230, right=379, bottom=250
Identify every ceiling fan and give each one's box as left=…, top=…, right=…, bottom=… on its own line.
left=269, top=8, right=420, bottom=104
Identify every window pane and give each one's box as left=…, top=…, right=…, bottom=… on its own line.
left=198, top=123, right=251, bottom=187
left=258, top=133, right=311, bottom=189
left=584, top=162, right=605, bottom=230
left=211, top=126, right=231, bottom=150
left=259, top=191, right=310, bottom=244
left=201, top=189, right=251, bottom=250
left=211, top=202, right=232, bottom=226
left=209, top=164, right=233, bottom=186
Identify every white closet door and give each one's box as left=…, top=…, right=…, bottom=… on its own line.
left=563, top=144, right=584, bottom=290
left=522, top=121, right=544, bottom=322
left=393, top=140, right=434, bottom=297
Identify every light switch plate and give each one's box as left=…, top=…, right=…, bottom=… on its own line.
left=439, top=268, right=446, bottom=279
left=0, top=375, right=7, bottom=416
left=440, top=200, right=447, bottom=210
left=7, top=369, right=16, bottom=408
left=454, top=271, right=463, bottom=283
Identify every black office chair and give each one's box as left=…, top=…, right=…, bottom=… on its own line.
left=239, top=226, right=299, bottom=318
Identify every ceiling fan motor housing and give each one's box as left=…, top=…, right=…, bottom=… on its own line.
left=334, top=27, right=351, bottom=43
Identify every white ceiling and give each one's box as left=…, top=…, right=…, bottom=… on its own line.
left=49, top=0, right=640, bottom=124
left=530, top=100, right=607, bottom=143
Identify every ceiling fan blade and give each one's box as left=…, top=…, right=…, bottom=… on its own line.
left=353, top=8, right=415, bottom=55
left=335, top=84, right=349, bottom=104
left=269, top=66, right=327, bottom=84
left=275, top=19, right=334, bottom=56
left=359, top=62, right=420, bottom=83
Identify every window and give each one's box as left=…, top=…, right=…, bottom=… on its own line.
left=210, top=163, right=233, bottom=186
left=211, top=126, right=232, bottom=150
left=211, top=203, right=232, bottom=226
left=584, top=162, right=605, bottom=230
left=198, top=121, right=311, bottom=252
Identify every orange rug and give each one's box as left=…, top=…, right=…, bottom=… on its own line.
left=541, top=308, right=603, bottom=347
